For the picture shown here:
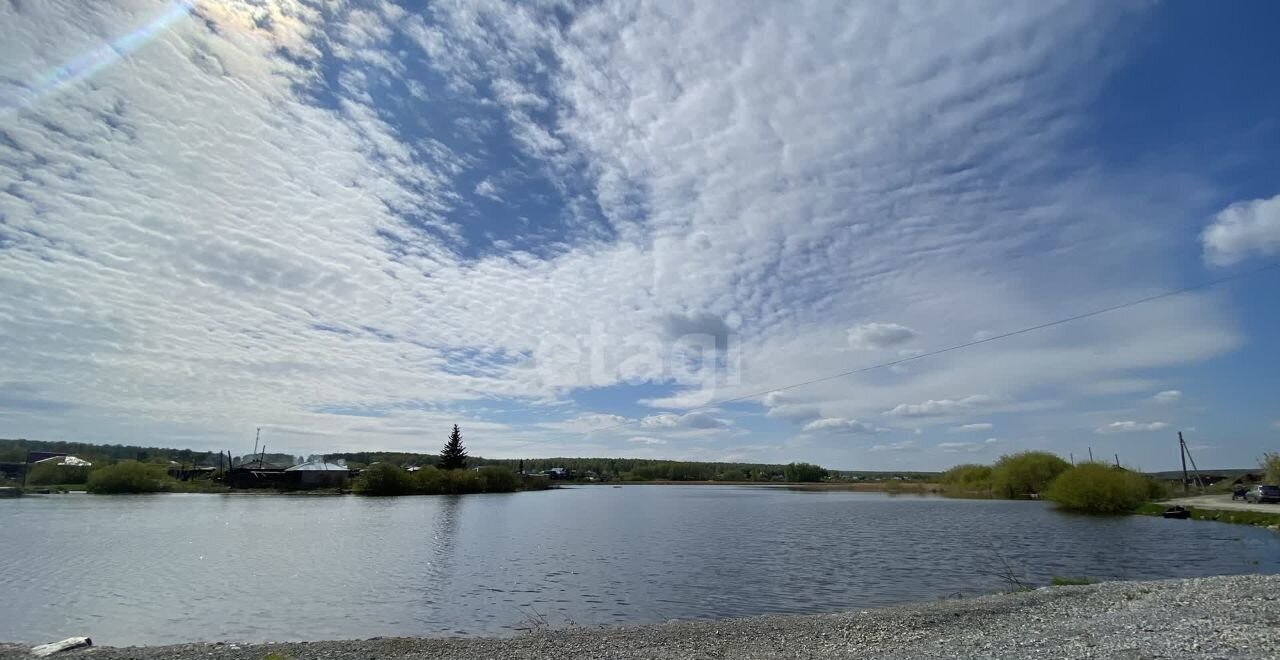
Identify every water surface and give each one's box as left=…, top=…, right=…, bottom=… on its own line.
left=2, top=486, right=1277, bottom=645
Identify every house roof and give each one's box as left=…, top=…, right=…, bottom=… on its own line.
left=284, top=461, right=349, bottom=472
left=33, top=455, right=93, bottom=467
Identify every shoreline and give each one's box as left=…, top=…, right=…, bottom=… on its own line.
left=4, top=574, right=1276, bottom=659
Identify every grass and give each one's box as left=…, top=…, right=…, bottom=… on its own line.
left=86, top=461, right=176, bottom=494
left=1050, top=576, right=1094, bottom=586
left=1135, top=502, right=1280, bottom=527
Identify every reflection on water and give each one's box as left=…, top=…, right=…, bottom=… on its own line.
left=2, top=486, right=1278, bottom=645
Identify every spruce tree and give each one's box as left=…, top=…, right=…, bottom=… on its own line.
left=440, top=424, right=468, bottom=470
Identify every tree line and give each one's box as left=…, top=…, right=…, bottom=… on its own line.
left=3, top=435, right=839, bottom=488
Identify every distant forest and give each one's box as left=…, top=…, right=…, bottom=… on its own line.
left=1, top=438, right=939, bottom=482
left=0, top=438, right=298, bottom=467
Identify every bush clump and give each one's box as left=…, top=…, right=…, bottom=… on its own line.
left=86, top=461, right=175, bottom=494
left=25, top=462, right=91, bottom=486
left=1045, top=462, right=1157, bottom=513
left=940, top=463, right=994, bottom=496
left=356, top=464, right=522, bottom=496
left=354, top=462, right=416, bottom=495
left=991, top=451, right=1070, bottom=499
left=476, top=466, right=519, bottom=492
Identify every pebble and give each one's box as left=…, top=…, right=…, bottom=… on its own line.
left=1, top=575, right=1276, bottom=659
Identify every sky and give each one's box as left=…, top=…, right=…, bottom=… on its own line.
left=1, top=1, right=1278, bottom=471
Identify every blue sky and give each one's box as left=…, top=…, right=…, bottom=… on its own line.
left=1, top=0, right=1278, bottom=471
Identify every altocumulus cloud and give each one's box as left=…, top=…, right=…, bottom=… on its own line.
left=1096, top=421, right=1171, bottom=434
left=0, top=0, right=1263, bottom=468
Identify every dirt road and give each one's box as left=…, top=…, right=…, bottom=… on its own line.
left=1166, top=493, right=1280, bottom=513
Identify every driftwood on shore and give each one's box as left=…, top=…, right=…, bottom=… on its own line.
left=30, top=637, right=91, bottom=657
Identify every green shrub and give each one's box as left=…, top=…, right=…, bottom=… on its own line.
left=1263, top=452, right=1280, bottom=486
left=991, top=451, right=1070, bottom=499
left=478, top=466, right=518, bottom=493
left=443, top=468, right=485, bottom=494
left=1045, top=462, right=1155, bottom=513
left=26, top=462, right=91, bottom=486
left=413, top=465, right=446, bottom=494
left=354, top=462, right=415, bottom=496
left=941, top=464, right=993, bottom=496
left=86, top=461, right=175, bottom=494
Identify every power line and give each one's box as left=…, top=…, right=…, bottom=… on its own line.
left=520, top=259, right=1279, bottom=445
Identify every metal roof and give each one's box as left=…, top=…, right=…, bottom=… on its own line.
left=33, top=455, right=93, bottom=467
left=284, top=461, right=349, bottom=472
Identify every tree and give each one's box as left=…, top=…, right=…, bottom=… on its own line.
left=783, top=462, right=828, bottom=482
left=1263, top=452, right=1280, bottom=486
left=439, top=424, right=468, bottom=470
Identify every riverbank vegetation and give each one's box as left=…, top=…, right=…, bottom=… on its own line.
left=354, top=463, right=530, bottom=496
left=1134, top=502, right=1280, bottom=527
left=86, top=461, right=176, bottom=494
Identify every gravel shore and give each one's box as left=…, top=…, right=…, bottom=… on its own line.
left=4, top=574, right=1277, bottom=659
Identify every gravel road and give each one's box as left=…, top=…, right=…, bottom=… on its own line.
left=4, top=574, right=1277, bottom=659
left=1167, top=494, right=1280, bottom=514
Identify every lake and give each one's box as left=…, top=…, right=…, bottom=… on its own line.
left=3, top=486, right=1278, bottom=646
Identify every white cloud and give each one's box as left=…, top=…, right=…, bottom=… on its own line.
left=802, top=418, right=878, bottom=434
left=870, top=440, right=918, bottom=453
left=1150, top=390, right=1182, bottom=404
left=640, top=411, right=729, bottom=430
left=473, top=178, right=503, bottom=201
left=885, top=395, right=999, bottom=418
left=937, top=438, right=999, bottom=453
left=1201, top=194, right=1280, bottom=266
left=847, top=323, right=918, bottom=351
left=1096, top=421, right=1171, bottom=434
left=950, top=422, right=994, bottom=432
left=760, top=391, right=822, bottom=423
left=627, top=436, right=666, bottom=446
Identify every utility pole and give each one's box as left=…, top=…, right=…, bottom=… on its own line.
left=1114, top=453, right=1120, bottom=468
left=1069, top=452, right=1074, bottom=466
left=1179, top=432, right=1188, bottom=495
left=1088, top=447, right=1094, bottom=462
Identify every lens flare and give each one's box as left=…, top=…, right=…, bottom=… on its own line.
left=5, top=1, right=195, bottom=116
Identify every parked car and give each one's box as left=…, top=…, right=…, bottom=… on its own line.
left=1244, top=485, right=1280, bottom=504
left=1231, top=487, right=1248, bottom=501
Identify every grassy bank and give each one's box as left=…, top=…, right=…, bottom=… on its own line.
left=1135, top=502, right=1280, bottom=527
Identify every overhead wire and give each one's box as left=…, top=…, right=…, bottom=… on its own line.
left=512, top=259, right=1279, bottom=447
